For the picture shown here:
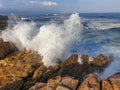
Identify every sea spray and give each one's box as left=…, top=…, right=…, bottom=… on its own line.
left=0, top=13, right=83, bottom=66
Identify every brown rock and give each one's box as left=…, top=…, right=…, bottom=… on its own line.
left=61, top=76, right=78, bottom=90
left=94, top=54, right=112, bottom=66
left=81, top=54, right=112, bottom=67
left=28, top=82, right=47, bottom=90
left=108, top=73, right=120, bottom=90
left=102, top=80, right=113, bottom=90
left=0, top=77, right=24, bottom=90
left=0, top=51, right=42, bottom=89
left=42, top=65, right=60, bottom=82
left=0, top=38, right=17, bottom=59
left=81, top=55, right=89, bottom=63
left=56, top=85, right=71, bottom=90
left=63, top=54, right=78, bottom=66
left=78, top=73, right=101, bottom=90
left=33, top=65, right=47, bottom=79
left=47, top=76, right=61, bottom=90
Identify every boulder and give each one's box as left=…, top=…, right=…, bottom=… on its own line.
left=94, top=54, right=112, bottom=66
left=33, top=65, right=47, bottom=79
left=0, top=51, right=42, bottom=90
left=108, top=73, right=120, bottom=90
left=102, top=80, right=113, bottom=90
left=78, top=73, right=101, bottom=90
left=56, top=85, right=71, bottom=90
left=28, top=82, right=47, bottom=90
left=81, top=54, right=112, bottom=67
left=0, top=38, right=17, bottom=59
left=47, top=76, right=61, bottom=90
left=61, top=76, right=78, bottom=90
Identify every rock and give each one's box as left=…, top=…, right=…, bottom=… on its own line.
left=0, top=38, right=17, bottom=59
left=33, top=65, right=47, bottom=79
left=62, top=54, right=78, bottom=66
left=47, top=76, right=61, bottom=90
left=28, top=82, right=47, bottom=90
left=0, top=51, right=42, bottom=89
left=81, top=55, right=89, bottom=63
left=61, top=76, right=78, bottom=90
left=78, top=73, right=101, bottom=90
left=102, top=80, right=113, bottom=90
left=108, top=73, right=120, bottom=90
left=94, top=54, right=112, bottom=66
left=0, top=77, right=24, bottom=90
left=42, top=65, right=60, bottom=82
left=81, top=54, right=112, bottom=67
left=56, top=85, right=71, bottom=90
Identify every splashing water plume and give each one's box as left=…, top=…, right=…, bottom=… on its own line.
left=0, top=13, right=82, bottom=66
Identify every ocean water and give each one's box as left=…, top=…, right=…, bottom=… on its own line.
left=1, top=13, right=120, bottom=79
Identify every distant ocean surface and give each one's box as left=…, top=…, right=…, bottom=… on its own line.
left=1, top=13, right=120, bottom=79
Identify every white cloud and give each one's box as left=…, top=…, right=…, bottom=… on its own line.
left=40, top=1, right=58, bottom=6
left=29, top=1, right=58, bottom=6
left=0, top=3, right=5, bottom=9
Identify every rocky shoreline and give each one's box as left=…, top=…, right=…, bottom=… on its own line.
left=0, top=39, right=119, bottom=90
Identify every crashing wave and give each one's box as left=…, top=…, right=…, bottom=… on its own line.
left=0, top=13, right=82, bottom=67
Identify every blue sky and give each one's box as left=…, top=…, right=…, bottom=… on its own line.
left=0, top=0, right=120, bottom=15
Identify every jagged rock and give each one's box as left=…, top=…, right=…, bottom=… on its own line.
left=42, top=65, right=60, bottom=82
left=102, top=80, right=113, bottom=90
left=58, top=54, right=88, bottom=79
left=78, top=73, right=101, bottom=90
left=33, top=65, right=47, bottom=79
left=107, top=73, right=120, bottom=90
left=61, top=54, right=78, bottom=66
left=56, top=85, right=71, bottom=90
left=61, top=76, right=78, bottom=90
left=47, top=76, right=61, bottom=90
left=81, top=54, right=112, bottom=67
left=0, top=51, right=42, bottom=90
left=0, top=78, right=24, bottom=90
left=94, top=54, right=112, bottom=66
left=0, top=38, right=17, bottom=59
left=28, top=82, right=47, bottom=90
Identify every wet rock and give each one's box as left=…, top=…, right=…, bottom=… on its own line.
left=0, top=77, right=24, bottom=90
left=102, top=80, right=113, bottom=90
left=81, top=54, right=112, bottom=67
left=42, top=65, right=60, bottom=82
left=61, top=76, right=78, bottom=90
left=0, top=38, right=17, bottom=59
left=28, top=82, right=47, bottom=90
left=81, top=55, right=89, bottom=63
left=0, top=51, right=42, bottom=89
left=94, top=54, right=112, bottom=66
left=61, top=54, right=78, bottom=66
left=33, top=65, right=47, bottom=79
left=58, top=54, right=87, bottom=79
left=78, top=73, right=101, bottom=90
left=56, top=85, right=71, bottom=90
left=47, top=76, right=61, bottom=90
left=108, top=72, right=120, bottom=90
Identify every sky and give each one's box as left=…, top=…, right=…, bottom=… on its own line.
left=0, top=0, right=120, bottom=15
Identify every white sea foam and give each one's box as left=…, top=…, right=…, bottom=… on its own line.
left=0, top=13, right=82, bottom=67
left=85, top=22, right=120, bottom=30
left=89, top=56, right=94, bottom=61
left=78, top=56, right=83, bottom=64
